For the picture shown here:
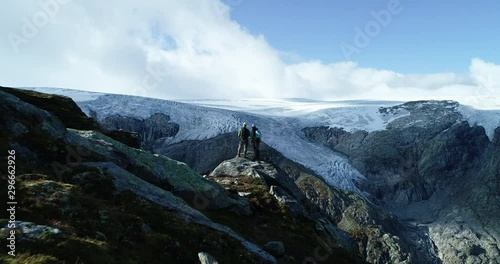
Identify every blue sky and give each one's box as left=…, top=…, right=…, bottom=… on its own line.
left=230, top=0, right=500, bottom=73
left=0, top=0, right=499, bottom=108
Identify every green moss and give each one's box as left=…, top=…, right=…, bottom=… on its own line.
left=68, top=129, right=223, bottom=198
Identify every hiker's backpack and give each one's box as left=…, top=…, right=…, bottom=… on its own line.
left=255, top=130, right=261, bottom=139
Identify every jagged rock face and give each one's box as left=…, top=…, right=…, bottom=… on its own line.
left=426, top=132, right=500, bottom=264
left=302, top=126, right=352, bottom=149
left=302, top=117, right=490, bottom=210
left=101, top=113, right=179, bottom=150
left=382, top=101, right=461, bottom=131
left=296, top=174, right=440, bottom=264
left=493, top=127, right=500, bottom=146
left=301, top=101, right=500, bottom=263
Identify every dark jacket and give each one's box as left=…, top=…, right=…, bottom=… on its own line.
left=238, top=127, right=250, bottom=142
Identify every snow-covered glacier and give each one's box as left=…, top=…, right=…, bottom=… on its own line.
left=20, top=87, right=500, bottom=193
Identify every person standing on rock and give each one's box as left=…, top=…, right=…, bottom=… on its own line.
left=250, top=124, right=261, bottom=160
left=237, top=122, right=250, bottom=158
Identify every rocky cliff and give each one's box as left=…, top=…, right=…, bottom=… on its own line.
left=302, top=101, right=500, bottom=264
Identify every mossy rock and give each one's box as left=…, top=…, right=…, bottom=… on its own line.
left=65, top=129, right=242, bottom=211
left=0, top=86, right=99, bottom=131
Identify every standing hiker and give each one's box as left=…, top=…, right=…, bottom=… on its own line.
left=251, top=124, right=261, bottom=160
left=237, top=122, right=250, bottom=158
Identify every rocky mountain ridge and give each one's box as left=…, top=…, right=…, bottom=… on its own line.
left=301, top=101, right=500, bottom=263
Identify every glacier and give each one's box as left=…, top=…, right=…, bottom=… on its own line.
left=19, top=87, right=500, bottom=193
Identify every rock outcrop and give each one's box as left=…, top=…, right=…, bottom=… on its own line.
left=101, top=113, right=179, bottom=150
left=297, top=174, right=440, bottom=264
left=210, top=157, right=307, bottom=217
left=206, top=158, right=366, bottom=263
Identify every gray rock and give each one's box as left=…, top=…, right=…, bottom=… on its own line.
left=269, top=185, right=306, bottom=217
left=296, top=174, right=439, bottom=264
left=101, top=113, right=179, bottom=150
left=2, top=221, right=62, bottom=241
left=76, top=162, right=209, bottom=220
left=210, top=158, right=305, bottom=203
left=314, top=218, right=358, bottom=253
left=263, top=241, right=285, bottom=257
left=159, top=132, right=237, bottom=174
left=0, top=90, right=66, bottom=140
left=302, top=101, right=500, bottom=263
left=198, top=252, right=219, bottom=264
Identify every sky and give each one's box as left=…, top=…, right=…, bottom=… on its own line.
left=0, top=0, right=499, bottom=108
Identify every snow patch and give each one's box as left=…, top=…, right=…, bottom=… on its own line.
left=458, top=105, right=500, bottom=141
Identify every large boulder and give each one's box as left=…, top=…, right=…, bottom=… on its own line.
left=210, top=158, right=306, bottom=216
left=211, top=158, right=304, bottom=200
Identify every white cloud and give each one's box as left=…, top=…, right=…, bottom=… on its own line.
left=0, top=0, right=498, bottom=108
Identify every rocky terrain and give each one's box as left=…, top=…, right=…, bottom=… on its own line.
left=302, top=101, right=500, bottom=263
left=0, top=87, right=367, bottom=263
left=155, top=130, right=440, bottom=264
left=1, top=86, right=499, bottom=264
